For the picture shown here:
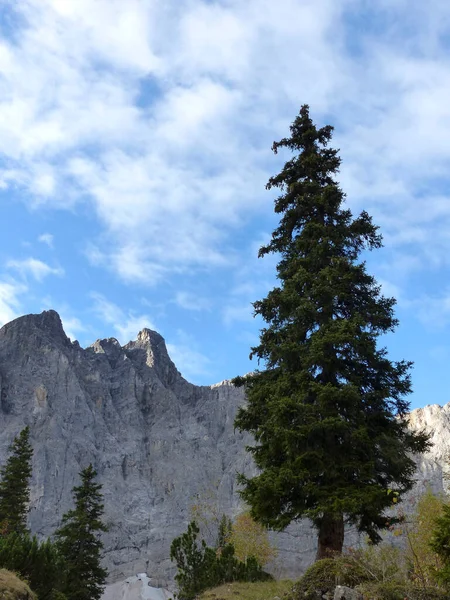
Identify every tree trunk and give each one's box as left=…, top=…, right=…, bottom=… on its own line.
left=315, top=512, right=344, bottom=560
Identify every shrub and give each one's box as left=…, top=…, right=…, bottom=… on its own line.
left=349, top=543, right=407, bottom=585
left=228, top=511, right=277, bottom=567
left=290, top=558, right=338, bottom=599
left=357, top=581, right=448, bottom=600
left=46, top=591, right=68, bottom=600
left=214, top=544, right=273, bottom=584
left=404, top=488, right=444, bottom=586
left=290, top=542, right=449, bottom=600
left=290, top=545, right=408, bottom=600
left=290, top=557, right=369, bottom=599
left=430, top=501, right=450, bottom=589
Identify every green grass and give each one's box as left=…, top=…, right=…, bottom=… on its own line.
left=199, top=580, right=293, bottom=600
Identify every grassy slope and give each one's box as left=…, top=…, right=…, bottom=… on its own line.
left=0, top=569, right=36, bottom=600
left=199, top=580, right=293, bottom=600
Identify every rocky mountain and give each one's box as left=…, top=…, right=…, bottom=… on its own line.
left=0, top=310, right=447, bottom=584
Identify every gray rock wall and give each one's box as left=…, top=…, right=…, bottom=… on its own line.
left=0, top=311, right=317, bottom=581
left=0, top=311, right=447, bottom=582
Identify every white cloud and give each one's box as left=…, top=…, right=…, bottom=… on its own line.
left=407, top=291, right=450, bottom=330
left=376, top=279, right=403, bottom=304
left=174, top=291, right=211, bottom=312
left=91, top=292, right=156, bottom=344
left=0, top=0, right=344, bottom=283
left=167, top=329, right=212, bottom=380
left=166, top=343, right=212, bottom=381
left=57, top=310, right=87, bottom=341
left=1, top=0, right=450, bottom=291
left=38, top=233, right=54, bottom=248
left=0, top=280, right=26, bottom=327
left=59, top=314, right=86, bottom=342
left=222, top=303, right=254, bottom=327
left=7, top=258, right=64, bottom=281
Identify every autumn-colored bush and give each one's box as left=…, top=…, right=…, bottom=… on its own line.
left=406, top=488, right=445, bottom=586
left=228, top=511, right=277, bottom=567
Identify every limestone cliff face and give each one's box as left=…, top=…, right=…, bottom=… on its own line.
left=0, top=311, right=316, bottom=581
left=0, top=310, right=447, bottom=583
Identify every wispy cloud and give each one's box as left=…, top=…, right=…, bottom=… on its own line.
left=167, top=329, right=212, bottom=380
left=56, top=313, right=85, bottom=341
left=408, top=291, right=450, bottom=330
left=0, top=0, right=356, bottom=286
left=174, top=291, right=211, bottom=312
left=0, top=279, right=26, bottom=328
left=222, top=303, right=254, bottom=327
left=1, top=0, right=450, bottom=299
left=7, top=258, right=64, bottom=281
left=38, top=233, right=54, bottom=248
left=91, top=293, right=155, bottom=344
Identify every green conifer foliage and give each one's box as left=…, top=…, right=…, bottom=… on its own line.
left=0, top=532, right=62, bottom=599
left=0, top=427, right=33, bottom=535
left=55, top=464, right=108, bottom=600
left=170, top=520, right=272, bottom=600
left=170, top=521, right=216, bottom=600
left=215, top=515, right=232, bottom=552
left=233, top=105, right=430, bottom=559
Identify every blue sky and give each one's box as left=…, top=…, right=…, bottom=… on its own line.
left=0, top=0, right=450, bottom=410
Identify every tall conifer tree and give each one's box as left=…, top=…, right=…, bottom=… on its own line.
left=233, top=105, right=430, bottom=559
left=0, top=426, right=33, bottom=535
left=55, top=464, right=107, bottom=600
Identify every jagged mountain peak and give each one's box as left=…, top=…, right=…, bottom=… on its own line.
left=0, top=311, right=180, bottom=385
left=1, top=308, right=62, bottom=332
left=125, top=328, right=182, bottom=388
left=0, top=309, right=71, bottom=349
left=136, top=327, right=164, bottom=344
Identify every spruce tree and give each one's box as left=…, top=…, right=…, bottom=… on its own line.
left=0, top=426, right=33, bottom=535
left=55, top=464, right=107, bottom=600
left=170, top=521, right=217, bottom=600
left=233, top=105, right=430, bottom=559
left=215, top=514, right=232, bottom=552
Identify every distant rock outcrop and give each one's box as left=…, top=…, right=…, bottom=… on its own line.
left=0, top=311, right=447, bottom=583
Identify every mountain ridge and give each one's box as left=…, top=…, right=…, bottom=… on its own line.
left=0, top=310, right=258, bottom=581
left=0, top=310, right=447, bottom=583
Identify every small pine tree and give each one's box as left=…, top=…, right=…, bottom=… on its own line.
left=55, top=464, right=108, bottom=600
left=171, top=519, right=273, bottom=599
left=215, top=514, right=232, bottom=553
left=0, top=427, right=33, bottom=535
left=170, top=521, right=216, bottom=600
